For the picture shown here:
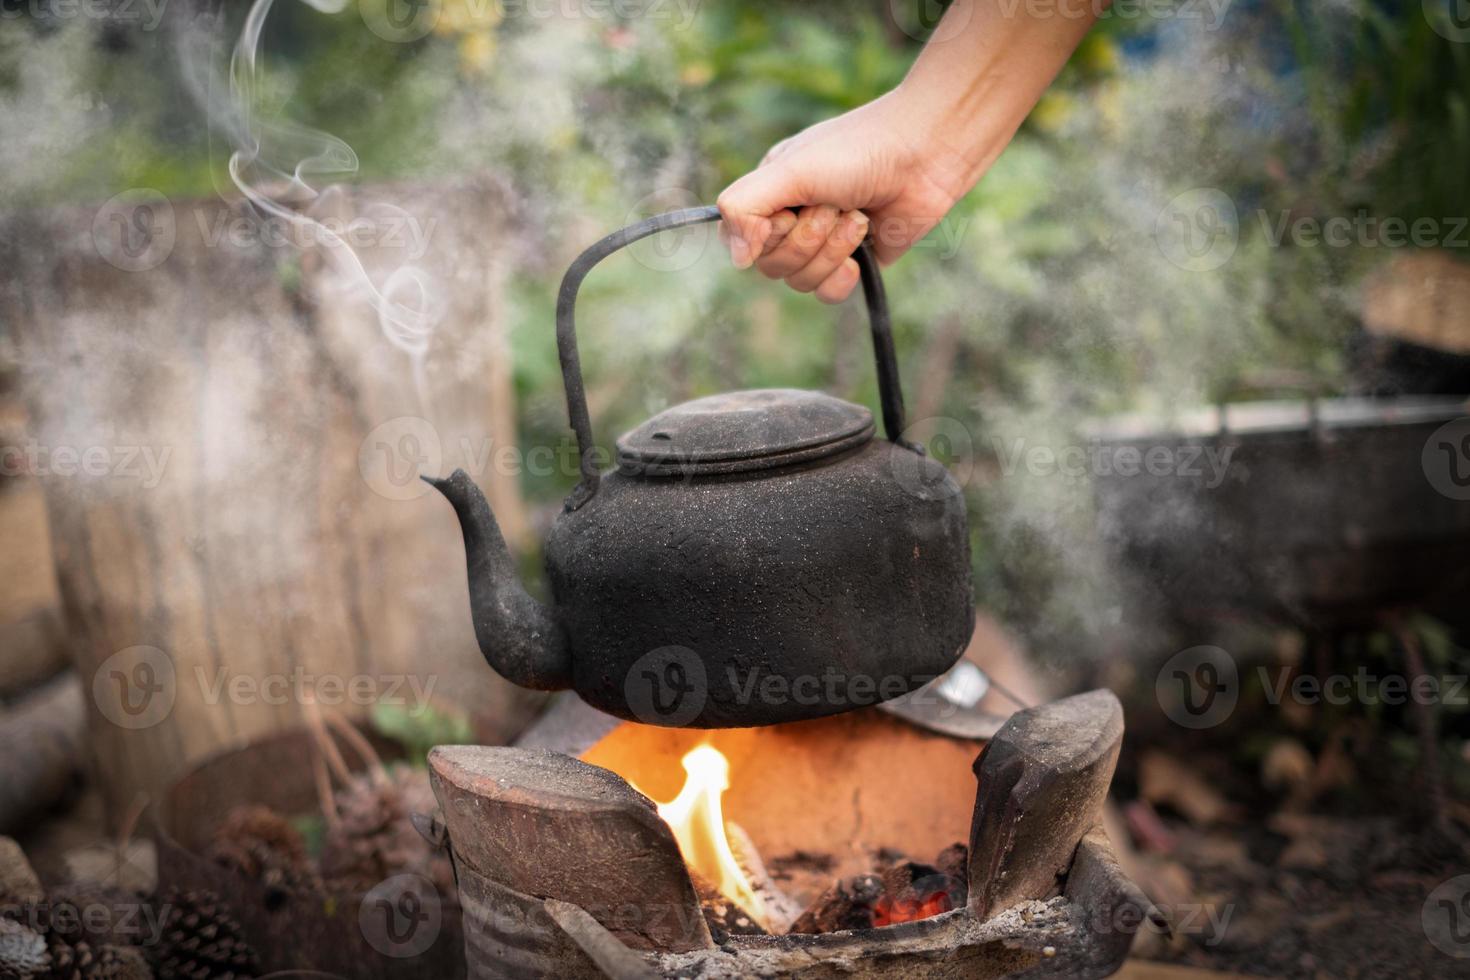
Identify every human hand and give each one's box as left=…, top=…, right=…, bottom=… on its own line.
left=717, top=90, right=972, bottom=304
left=716, top=0, right=1101, bottom=304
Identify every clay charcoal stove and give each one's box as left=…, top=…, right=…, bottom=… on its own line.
left=426, top=689, right=1158, bottom=979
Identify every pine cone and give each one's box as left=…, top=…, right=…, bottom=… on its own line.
left=90, top=946, right=150, bottom=980
left=0, top=916, right=49, bottom=979
left=147, top=891, right=257, bottom=980
left=319, top=767, right=448, bottom=892
left=0, top=839, right=44, bottom=908
left=44, top=934, right=91, bottom=980
left=7, top=902, right=81, bottom=952
left=44, top=939, right=150, bottom=980
left=206, top=807, right=316, bottom=899
left=44, top=887, right=148, bottom=950
left=207, top=807, right=308, bottom=875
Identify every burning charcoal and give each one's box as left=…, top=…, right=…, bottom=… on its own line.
left=765, top=850, right=834, bottom=880
left=935, top=842, right=969, bottom=907
left=788, top=874, right=884, bottom=934
left=873, top=857, right=960, bottom=927
left=724, top=820, right=801, bottom=933
left=935, top=843, right=967, bottom=880
left=691, top=873, right=768, bottom=941
left=879, top=857, right=939, bottom=896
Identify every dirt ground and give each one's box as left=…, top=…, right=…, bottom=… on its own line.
left=1105, top=654, right=1470, bottom=980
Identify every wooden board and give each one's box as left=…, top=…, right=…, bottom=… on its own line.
left=0, top=474, right=68, bottom=697
left=2, top=178, right=543, bottom=819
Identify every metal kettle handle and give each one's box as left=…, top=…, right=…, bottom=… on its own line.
left=556, top=204, right=910, bottom=509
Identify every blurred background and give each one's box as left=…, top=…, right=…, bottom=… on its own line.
left=2, top=0, right=1470, bottom=976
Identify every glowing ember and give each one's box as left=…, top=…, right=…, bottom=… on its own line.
left=653, top=745, right=765, bottom=923
left=872, top=888, right=955, bottom=927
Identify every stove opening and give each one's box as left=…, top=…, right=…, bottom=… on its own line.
left=579, top=709, right=981, bottom=935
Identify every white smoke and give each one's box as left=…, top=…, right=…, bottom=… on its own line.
left=179, top=0, right=443, bottom=398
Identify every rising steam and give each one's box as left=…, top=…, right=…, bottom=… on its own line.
left=181, top=0, right=442, bottom=397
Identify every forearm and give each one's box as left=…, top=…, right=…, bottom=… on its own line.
left=717, top=0, right=1099, bottom=295
left=894, top=0, right=1101, bottom=196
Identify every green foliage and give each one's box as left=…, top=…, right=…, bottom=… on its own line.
left=291, top=812, right=327, bottom=858
left=5, top=1, right=1458, bottom=660
left=371, top=701, right=474, bottom=765
left=1276, top=0, right=1470, bottom=233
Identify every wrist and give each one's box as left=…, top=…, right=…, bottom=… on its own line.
left=888, top=76, right=1019, bottom=202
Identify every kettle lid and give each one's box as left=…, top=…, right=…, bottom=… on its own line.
left=616, top=388, right=874, bottom=477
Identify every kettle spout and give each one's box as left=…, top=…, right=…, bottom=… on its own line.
left=425, top=469, right=572, bottom=691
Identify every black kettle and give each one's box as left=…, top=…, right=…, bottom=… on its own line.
left=429, top=205, right=974, bottom=727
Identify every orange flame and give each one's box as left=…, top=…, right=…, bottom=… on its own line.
left=654, top=745, right=764, bottom=923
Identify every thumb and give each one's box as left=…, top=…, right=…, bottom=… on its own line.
left=717, top=161, right=806, bottom=269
